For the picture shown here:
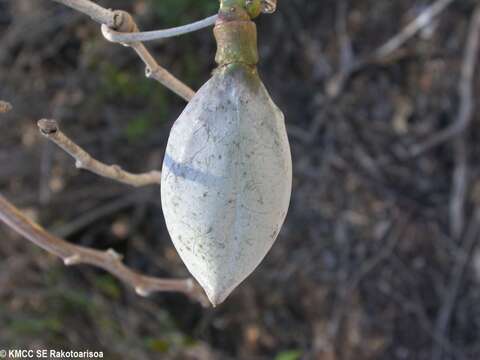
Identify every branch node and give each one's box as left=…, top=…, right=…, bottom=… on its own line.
left=37, top=119, right=59, bottom=135
left=0, top=195, right=207, bottom=305
left=64, top=254, right=82, bottom=266
left=145, top=67, right=153, bottom=78
left=37, top=118, right=161, bottom=187
left=135, top=286, right=150, bottom=297
left=106, top=248, right=123, bottom=261
left=112, top=10, right=136, bottom=33
left=111, top=10, right=124, bottom=30
left=111, top=165, right=122, bottom=173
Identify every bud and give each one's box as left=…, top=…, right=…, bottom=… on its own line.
left=161, top=2, right=292, bottom=306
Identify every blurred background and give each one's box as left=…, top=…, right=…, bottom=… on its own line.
left=1, top=0, right=480, bottom=359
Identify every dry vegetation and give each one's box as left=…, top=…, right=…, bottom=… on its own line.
left=1, top=0, right=480, bottom=359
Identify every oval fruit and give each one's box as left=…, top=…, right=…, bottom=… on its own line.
left=161, top=65, right=292, bottom=306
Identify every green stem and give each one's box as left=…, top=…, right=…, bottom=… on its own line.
left=218, top=0, right=261, bottom=20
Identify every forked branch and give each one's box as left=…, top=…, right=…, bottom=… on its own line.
left=431, top=6, right=480, bottom=356
left=373, top=0, right=456, bottom=59
left=50, top=0, right=195, bottom=101
left=50, top=0, right=280, bottom=100
left=327, top=0, right=455, bottom=98
left=0, top=194, right=209, bottom=306
left=38, top=119, right=162, bottom=187
left=410, top=0, right=479, bottom=156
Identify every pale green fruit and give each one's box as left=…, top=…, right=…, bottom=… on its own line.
left=161, top=3, right=292, bottom=306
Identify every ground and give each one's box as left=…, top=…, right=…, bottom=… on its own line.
left=0, top=0, right=479, bottom=359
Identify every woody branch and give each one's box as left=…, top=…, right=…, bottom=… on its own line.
left=37, top=119, right=161, bottom=187
left=0, top=108, right=207, bottom=305
left=0, top=194, right=208, bottom=306
left=51, top=0, right=195, bottom=101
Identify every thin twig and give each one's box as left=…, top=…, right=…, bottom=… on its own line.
left=0, top=101, right=12, bottom=113
left=99, top=10, right=196, bottom=101
left=52, top=0, right=118, bottom=27
left=450, top=137, right=468, bottom=239
left=387, top=257, right=467, bottom=358
left=327, top=0, right=455, bottom=98
left=328, top=217, right=406, bottom=339
left=448, top=2, right=480, bottom=236
left=430, top=8, right=480, bottom=356
left=374, top=0, right=456, bottom=59
left=130, top=41, right=195, bottom=101
left=410, top=1, right=479, bottom=157
left=326, top=0, right=356, bottom=97
left=37, top=119, right=162, bottom=187
left=50, top=0, right=195, bottom=101
left=0, top=194, right=209, bottom=306
left=101, top=15, right=218, bottom=43
left=432, top=207, right=480, bottom=359
left=53, top=193, right=140, bottom=238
